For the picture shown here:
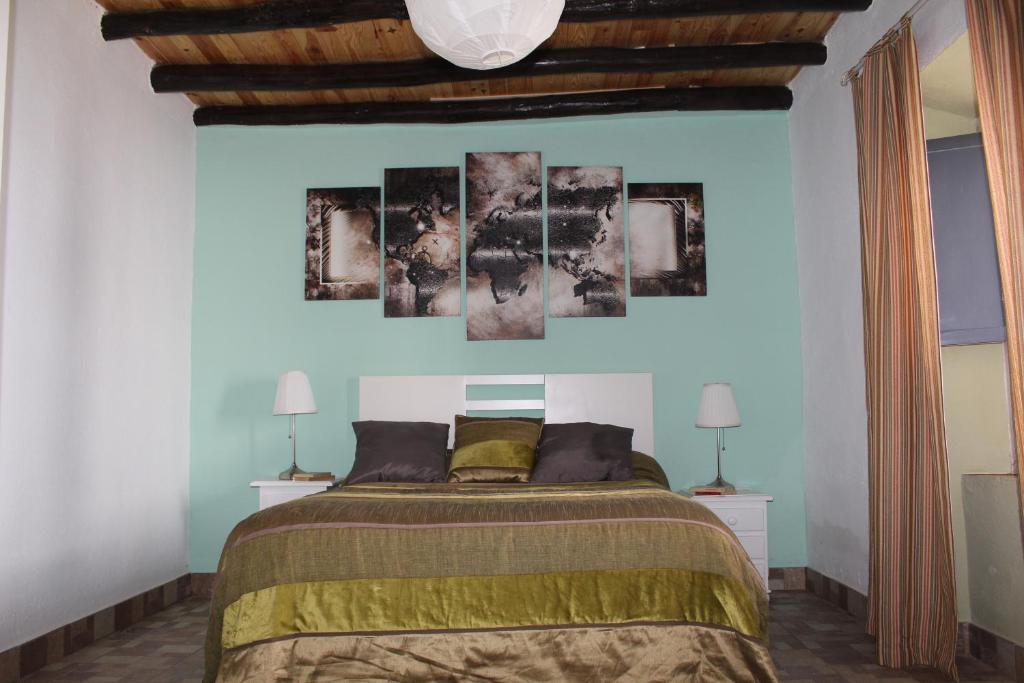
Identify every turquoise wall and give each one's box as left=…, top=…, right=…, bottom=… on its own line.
left=191, top=112, right=806, bottom=571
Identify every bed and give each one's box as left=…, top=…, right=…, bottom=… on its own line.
left=203, top=374, right=778, bottom=682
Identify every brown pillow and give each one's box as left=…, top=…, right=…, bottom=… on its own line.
left=448, top=415, right=543, bottom=483
left=347, top=421, right=449, bottom=484
left=531, top=422, right=634, bottom=483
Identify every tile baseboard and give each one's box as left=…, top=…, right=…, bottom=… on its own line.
left=0, top=574, right=191, bottom=683
left=768, top=566, right=807, bottom=591
left=191, top=572, right=217, bottom=599
left=804, top=566, right=869, bottom=626
left=960, top=621, right=1024, bottom=682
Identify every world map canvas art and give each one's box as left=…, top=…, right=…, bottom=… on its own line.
left=305, top=187, right=381, bottom=301
left=465, top=152, right=544, bottom=341
left=383, top=167, right=461, bottom=317
left=547, top=166, right=626, bottom=317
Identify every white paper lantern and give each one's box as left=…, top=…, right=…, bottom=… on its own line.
left=405, top=0, right=566, bottom=71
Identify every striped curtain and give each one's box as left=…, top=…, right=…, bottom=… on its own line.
left=849, top=19, right=959, bottom=679
left=965, top=0, right=1024, bottom=525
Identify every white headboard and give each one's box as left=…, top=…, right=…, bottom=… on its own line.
left=358, top=373, right=654, bottom=455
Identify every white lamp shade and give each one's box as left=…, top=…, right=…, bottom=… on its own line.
left=273, top=371, right=318, bottom=415
left=695, top=383, right=741, bottom=428
left=405, top=0, right=565, bottom=70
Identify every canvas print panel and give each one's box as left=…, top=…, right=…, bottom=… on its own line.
left=305, top=187, right=381, bottom=300
left=628, top=183, right=706, bottom=296
left=384, top=167, right=461, bottom=317
left=547, top=166, right=626, bottom=317
left=465, top=152, right=545, bottom=341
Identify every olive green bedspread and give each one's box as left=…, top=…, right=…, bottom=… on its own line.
left=204, top=478, right=778, bottom=682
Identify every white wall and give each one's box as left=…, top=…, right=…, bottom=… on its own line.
left=963, top=474, right=1024, bottom=645
left=0, top=0, right=11, bottom=373
left=941, top=343, right=1016, bottom=619
left=0, top=0, right=9, bottom=171
left=789, top=0, right=966, bottom=594
left=0, top=0, right=195, bottom=652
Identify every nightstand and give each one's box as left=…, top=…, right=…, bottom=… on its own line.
left=687, top=492, right=773, bottom=591
left=250, top=480, right=335, bottom=510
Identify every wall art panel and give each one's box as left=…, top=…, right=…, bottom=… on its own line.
left=305, top=187, right=381, bottom=300
left=383, top=167, right=461, bottom=317
left=547, top=166, right=626, bottom=317
left=465, top=152, right=544, bottom=341
left=627, top=183, right=707, bottom=297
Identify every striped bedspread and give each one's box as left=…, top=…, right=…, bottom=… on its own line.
left=204, top=480, right=778, bottom=682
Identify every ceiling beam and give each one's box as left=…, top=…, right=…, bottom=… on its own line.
left=192, top=85, right=793, bottom=126
left=153, top=43, right=825, bottom=93
left=102, top=0, right=872, bottom=41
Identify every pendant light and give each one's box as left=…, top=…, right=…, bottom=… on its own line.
left=405, top=0, right=566, bottom=71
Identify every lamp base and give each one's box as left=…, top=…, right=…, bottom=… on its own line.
left=691, top=475, right=736, bottom=495
left=279, top=463, right=307, bottom=481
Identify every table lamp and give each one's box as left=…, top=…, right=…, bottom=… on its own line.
left=695, top=382, right=741, bottom=493
left=273, top=370, right=318, bottom=480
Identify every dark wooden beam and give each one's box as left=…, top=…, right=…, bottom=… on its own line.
left=192, top=85, right=792, bottom=126
left=153, top=42, right=824, bottom=93
left=103, top=0, right=872, bottom=41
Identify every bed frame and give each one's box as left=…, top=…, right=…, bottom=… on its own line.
left=358, top=373, right=655, bottom=455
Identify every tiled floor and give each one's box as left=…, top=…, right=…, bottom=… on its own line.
left=20, top=592, right=1011, bottom=682
left=21, top=600, right=207, bottom=683
left=769, top=593, right=1010, bottom=682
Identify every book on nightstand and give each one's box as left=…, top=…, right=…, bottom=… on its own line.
left=291, top=472, right=335, bottom=482
left=689, top=484, right=736, bottom=496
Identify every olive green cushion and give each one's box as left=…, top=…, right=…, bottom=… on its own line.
left=448, top=415, right=543, bottom=483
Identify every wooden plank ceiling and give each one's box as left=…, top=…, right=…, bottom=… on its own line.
left=94, top=0, right=870, bottom=125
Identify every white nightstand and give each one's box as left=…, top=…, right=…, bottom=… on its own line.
left=686, top=492, right=773, bottom=591
left=250, top=480, right=335, bottom=510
